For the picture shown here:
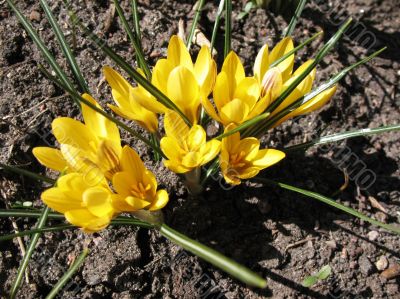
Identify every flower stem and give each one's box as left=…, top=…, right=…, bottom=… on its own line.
left=184, top=167, right=203, bottom=195
left=159, top=224, right=267, bottom=288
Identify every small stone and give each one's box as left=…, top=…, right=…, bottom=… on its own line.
left=367, top=230, right=379, bottom=241
left=341, top=248, right=348, bottom=259
left=358, top=255, right=375, bottom=276
left=326, top=240, right=337, bottom=249
left=381, top=264, right=400, bottom=279
left=29, top=10, right=41, bottom=22
left=375, top=212, right=388, bottom=223
left=376, top=256, right=389, bottom=271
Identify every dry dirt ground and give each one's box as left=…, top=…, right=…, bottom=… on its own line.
left=0, top=0, right=399, bottom=298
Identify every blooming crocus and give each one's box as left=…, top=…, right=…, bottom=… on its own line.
left=150, top=35, right=217, bottom=124
left=112, top=146, right=169, bottom=212
left=33, top=94, right=122, bottom=183
left=160, top=111, right=221, bottom=173
left=42, top=173, right=115, bottom=232
left=103, top=66, right=167, bottom=133
left=253, top=38, right=337, bottom=125
left=220, top=125, right=285, bottom=185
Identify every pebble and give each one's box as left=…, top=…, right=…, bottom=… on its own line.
left=376, top=256, right=389, bottom=271
left=326, top=240, right=337, bottom=249
left=381, top=264, right=400, bottom=279
left=367, top=230, right=379, bottom=241
left=358, top=255, right=375, bottom=276
left=29, top=10, right=41, bottom=22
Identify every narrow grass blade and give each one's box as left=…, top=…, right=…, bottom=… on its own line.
left=39, top=65, right=165, bottom=158
left=160, top=224, right=267, bottom=288
left=64, top=5, right=192, bottom=127
left=0, top=162, right=55, bottom=184
left=255, top=178, right=400, bottom=235
left=131, top=0, right=142, bottom=45
left=266, top=18, right=352, bottom=115
left=0, top=209, right=154, bottom=228
left=224, top=0, right=232, bottom=58
left=214, top=112, right=270, bottom=140
left=200, top=158, right=219, bottom=186
left=114, top=0, right=151, bottom=79
left=187, top=0, right=206, bottom=49
left=284, top=124, right=400, bottom=152
left=45, top=248, right=89, bottom=299
left=210, top=0, right=225, bottom=53
left=39, top=0, right=89, bottom=93
left=0, top=224, right=76, bottom=242
left=7, top=0, right=78, bottom=106
left=270, top=31, right=323, bottom=68
left=10, top=207, right=50, bottom=299
left=283, top=0, right=307, bottom=37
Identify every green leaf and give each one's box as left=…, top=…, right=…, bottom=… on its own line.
left=10, top=207, right=50, bottom=299
left=0, top=224, right=76, bottom=242
left=224, top=0, right=232, bottom=58
left=131, top=0, right=142, bottom=46
left=0, top=162, right=55, bottom=184
left=186, top=0, right=206, bottom=49
left=114, top=0, right=151, bottom=79
left=254, top=178, right=400, bottom=235
left=45, top=248, right=89, bottom=299
left=302, top=275, right=318, bottom=287
left=39, top=0, right=89, bottom=93
left=283, top=0, right=307, bottom=37
left=316, top=265, right=332, bottom=280
left=210, top=0, right=225, bottom=53
left=284, top=124, right=400, bottom=152
left=160, top=224, right=267, bottom=288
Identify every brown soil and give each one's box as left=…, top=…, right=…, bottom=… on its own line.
left=0, top=0, right=399, bottom=298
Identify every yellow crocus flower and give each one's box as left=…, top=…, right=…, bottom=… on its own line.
left=160, top=111, right=221, bottom=173
left=112, top=146, right=169, bottom=212
left=33, top=94, right=122, bottom=184
left=103, top=66, right=167, bottom=133
left=220, top=125, right=285, bottom=185
left=41, top=173, right=115, bottom=232
left=151, top=35, right=217, bottom=124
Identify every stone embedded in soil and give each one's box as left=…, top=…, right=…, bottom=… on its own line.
left=367, top=230, right=379, bottom=241
left=358, top=255, right=375, bottom=276
left=376, top=256, right=389, bottom=271
left=380, top=264, right=400, bottom=280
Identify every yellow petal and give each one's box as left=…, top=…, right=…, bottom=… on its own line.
left=163, top=160, right=191, bottom=173
left=182, top=151, right=202, bottom=168
left=220, top=98, right=250, bottom=125
left=221, top=51, right=245, bottom=90
left=83, top=186, right=114, bottom=218
left=199, top=140, right=221, bottom=165
left=119, top=146, right=146, bottom=179
left=237, top=138, right=260, bottom=161
left=160, top=136, right=185, bottom=162
left=194, top=46, right=216, bottom=96
left=213, top=71, right=232, bottom=109
left=125, top=196, right=151, bottom=210
left=167, top=66, right=200, bottom=124
left=236, top=167, right=260, bottom=180
left=251, top=149, right=285, bottom=168
left=233, top=77, right=260, bottom=111
left=131, top=87, right=167, bottom=114
left=254, top=44, right=269, bottom=82
left=201, top=98, right=222, bottom=123
left=103, top=66, right=132, bottom=109
left=112, top=171, right=136, bottom=197
left=52, top=117, right=95, bottom=151
left=268, top=37, right=294, bottom=82
left=295, top=85, right=337, bottom=115
left=221, top=124, right=240, bottom=153
left=293, top=59, right=316, bottom=83
left=167, top=35, right=193, bottom=71
left=152, top=59, right=174, bottom=94
left=164, top=110, right=189, bottom=140
left=65, top=209, right=110, bottom=231
left=187, top=125, right=206, bottom=151
left=148, top=189, right=169, bottom=211
left=41, top=187, right=82, bottom=213
left=81, top=94, right=121, bottom=144
left=33, top=147, right=67, bottom=172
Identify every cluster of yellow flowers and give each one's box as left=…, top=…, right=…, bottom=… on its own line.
left=33, top=35, right=336, bottom=231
